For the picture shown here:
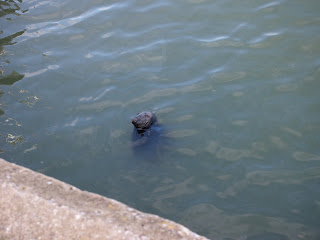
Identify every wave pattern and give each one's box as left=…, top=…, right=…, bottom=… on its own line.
left=2, top=0, right=320, bottom=239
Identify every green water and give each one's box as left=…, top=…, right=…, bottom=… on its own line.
left=1, top=0, right=320, bottom=239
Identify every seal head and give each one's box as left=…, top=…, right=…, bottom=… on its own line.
left=132, top=111, right=155, bottom=135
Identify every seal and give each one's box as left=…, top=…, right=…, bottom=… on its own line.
left=132, top=111, right=155, bottom=136
left=131, top=111, right=166, bottom=159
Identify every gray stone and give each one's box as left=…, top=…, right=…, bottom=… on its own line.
left=0, top=158, right=209, bottom=240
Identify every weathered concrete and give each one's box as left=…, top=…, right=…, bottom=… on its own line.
left=0, top=158, right=209, bottom=240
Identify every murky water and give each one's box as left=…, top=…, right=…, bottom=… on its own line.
left=1, top=0, right=320, bottom=239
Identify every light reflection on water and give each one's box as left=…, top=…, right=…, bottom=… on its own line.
left=1, top=0, right=320, bottom=239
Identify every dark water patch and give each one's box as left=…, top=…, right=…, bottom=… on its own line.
left=0, top=71, right=24, bottom=85
left=0, top=0, right=28, bottom=18
left=0, top=30, right=25, bottom=51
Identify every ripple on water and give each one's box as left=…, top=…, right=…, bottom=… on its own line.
left=75, top=100, right=123, bottom=112
left=248, top=30, right=283, bottom=46
left=110, top=129, right=124, bottom=139
left=128, top=83, right=208, bottom=106
left=270, top=136, right=287, bottom=149
left=164, top=129, right=198, bottom=138
left=176, top=114, right=193, bottom=122
left=205, top=141, right=262, bottom=161
left=293, top=152, right=320, bottom=162
left=211, top=72, right=246, bottom=83
left=180, top=203, right=309, bottom=240
left=24, top=65, right=59, bottom=78
left=281, top=127, right=302, bottom=137
left=232, top=91, right=245, bottom=97
left=151, top=177, right=195, bottom=214
left=251, top=142, right=268, bottom=152
left=216, top=147, right=253, bottom=162
left=135, top=2, right=171, bottom=13
left=176, top=148, right=197, bottom=156
left=157, top=107, right=175, bottom=114
left=201, top=39, right=243, bottom=48
left=275, top=83, right=298, bottom=92
left=255, top=1, right=281, bottom=12
left=216, top=174, right=232, bottom=181
left=23, top=3, right=126, bottom=39
left=188, top=0, right=207, bottom=3
left=232, top=120, right=248, bottom=126
left=217, top=167, right=320, bottom=198
left=129, top=88, right=178, bottom=105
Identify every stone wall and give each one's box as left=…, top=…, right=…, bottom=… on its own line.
left=0, top=158, right=209, bottom=240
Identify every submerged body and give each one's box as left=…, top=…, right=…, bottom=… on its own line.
left=131, top=111, right=163, bottom=156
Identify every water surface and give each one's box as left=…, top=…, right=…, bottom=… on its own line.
left=1, top=0, right=320, bottom=239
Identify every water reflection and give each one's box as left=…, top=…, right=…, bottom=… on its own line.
left=0, top=11, right=26, bottom=85
left=0, top=88, right=39, bottom=154
left=0, top=28, right=22, bottom=48
left=217, top=167, right=320, bottom=198
left=281, top=127, right=302, bottom=138
left=181, top=203, right=314, bottom=240
left=0, top=0, right=28, bottom=18
left=201, top=39, right=243, bottom=48
left=73, top=82, right=209, bottom=113
left=0, top=2, right=33, bottom=153
left=24, top=65, right=59, bottom=78
left=176, top=148, right=197, bottom=156
left=164, top=129, right=198, bottom=138
left=0, top=90, right=4, bottom=115
left=205, top=140, right=262, bottom=162
left=1, top=0, right=320, bottom=238
left=1, top=0, right=26, bottom=78
left=0, top=26, right=26, bottom=152
left=211, top=71, right=246, bottom=83
left=149, top=177, right=195, bottom=215
left=0, top=70, right=24, bottom=85
left=293, top=152, right=320, bottom=162
left=269, top=136, right=287, bottom=149
left=23, top=4, right=125, bottom=39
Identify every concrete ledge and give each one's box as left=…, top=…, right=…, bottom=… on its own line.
left=0, top=158, right=208, bottom=240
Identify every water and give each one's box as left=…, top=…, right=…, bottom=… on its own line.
left=1, top=0, right=320, bottom=239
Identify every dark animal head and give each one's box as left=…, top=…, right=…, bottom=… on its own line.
left=132, top=111, right=155, bottom=135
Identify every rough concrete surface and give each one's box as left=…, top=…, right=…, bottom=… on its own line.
left=0, top=158, right=209, bottom=240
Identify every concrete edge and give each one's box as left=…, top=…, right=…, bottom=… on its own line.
left=0, top=158, right=209, bottom=240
